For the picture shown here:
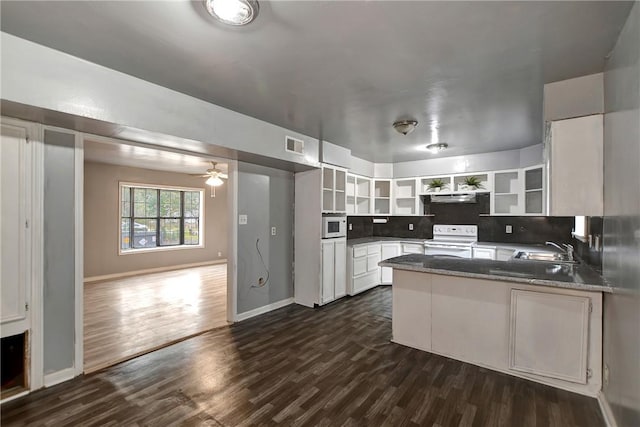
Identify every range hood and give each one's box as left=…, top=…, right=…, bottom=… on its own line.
left=429, top=193, right=477, bottom=204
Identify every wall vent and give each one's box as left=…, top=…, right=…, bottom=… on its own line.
left=285, top=136, right=304, bottom=155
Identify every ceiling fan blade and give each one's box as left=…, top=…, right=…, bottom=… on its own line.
left=219, top=173, right=229, bottom=179
left=190, top=174, right=211, bottom=177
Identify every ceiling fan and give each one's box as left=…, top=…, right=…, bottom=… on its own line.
left=192, top=161, right=228, bottom=187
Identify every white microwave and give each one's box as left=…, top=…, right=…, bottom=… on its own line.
left=322, top=216, right=347, bottom=239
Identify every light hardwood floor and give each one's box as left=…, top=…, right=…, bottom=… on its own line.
left=83, top=264, right=227, bottom=373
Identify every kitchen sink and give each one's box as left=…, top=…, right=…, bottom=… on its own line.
left=513, top=251, right=579, bottom=264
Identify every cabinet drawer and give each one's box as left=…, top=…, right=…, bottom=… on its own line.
left=367, top=254, right=381, bottom=272
left=353, top=246, right=368, bottom=258
left=367, top=244, right=381, bottom=255
left=402, top=243, right=424, bottom=254
left=353, top=271, right=379, bottom=294
left=473, top=247, right=496, bottom=260
left=353, top=256, right=367, bottom=276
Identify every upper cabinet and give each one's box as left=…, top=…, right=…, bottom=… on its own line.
left=346, top=173, right=372, bottom=215
left=373, top=180, right=392, bottom=215
left=547, top=114, right=603, bottom=216
left=393, top=178, right=418, bottom=215
left=322, top=165, right=347, bottom=214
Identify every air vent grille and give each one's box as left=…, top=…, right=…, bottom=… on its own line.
left=285, top=136, right=304, bottom=155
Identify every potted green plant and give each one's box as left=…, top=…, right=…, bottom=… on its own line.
left=462, top=176, right=483, bottom=191
left=428, top=178, right=447, bottom=192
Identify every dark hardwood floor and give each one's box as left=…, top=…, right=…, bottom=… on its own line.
left=2, top=287, right=604, bottom=426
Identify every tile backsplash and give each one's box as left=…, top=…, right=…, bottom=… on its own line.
left=346, top=214, right=603, bottom=272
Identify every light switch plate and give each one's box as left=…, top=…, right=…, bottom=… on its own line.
left=506, top=225, right=512, bottom=234
left=271, top=227, right=276, bottom=236
left=409, top=224, right=414, bottom=231
left=349, top=223, right=353, bottom=231
left=239, top=214, right=248, bottom=225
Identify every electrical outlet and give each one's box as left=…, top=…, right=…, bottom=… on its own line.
left=349, top=223, right=353, bottom=231
left=409, top=223, right=414, bottom=231
left=505, top=225, right=513, bottom=234
left=217, top=251, right=222, bottom=257
left=239, top=214, right=248, bottom=225
left=604, top=364, right=610, bottom=386
left=271, top=226, right=276, bottom=236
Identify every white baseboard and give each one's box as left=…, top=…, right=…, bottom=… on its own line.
left=84, top=259, right=226, bottom=283
left=44, top=367, right=76, bottom=388
left=598, top=392, right=618, bottom=427
left=0, top=390, right=30, bottom=404
left=236, top=298, right=294, bottom=322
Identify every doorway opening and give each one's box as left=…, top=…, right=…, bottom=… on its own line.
left=82, top=136, right=231, bottom=373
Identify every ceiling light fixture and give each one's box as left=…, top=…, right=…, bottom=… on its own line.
left=206, top=175, right=225, bottom=187
left=393, top=120, right=418, bottom=136
left=426, top=142, right=449, bottom=153
left=204, top=0, right=259, bottom=26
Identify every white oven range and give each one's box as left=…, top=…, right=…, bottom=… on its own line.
left=423, top=224, right=478, bottom=259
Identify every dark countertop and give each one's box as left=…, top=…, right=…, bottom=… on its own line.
left=347, top=237, right=427, bottom=246
left=379, top=254, right=611, bottom=293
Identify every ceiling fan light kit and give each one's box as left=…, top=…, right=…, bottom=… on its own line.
left=393, top=120, right=418, bottom=136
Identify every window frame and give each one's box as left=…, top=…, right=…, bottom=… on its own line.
left=118, top=182, right=205, bottom=255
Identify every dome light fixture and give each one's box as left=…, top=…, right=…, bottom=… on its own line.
left=204, top=0, right=259, bottom=26
left=426, top=142, right=449, bottom=153
left=393, top=119, right=418, bottom=136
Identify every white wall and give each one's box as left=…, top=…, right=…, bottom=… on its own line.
left=544, top=73, right=604, bottom=121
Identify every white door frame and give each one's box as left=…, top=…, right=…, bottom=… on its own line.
left=227, top=159, right=238, bottom=322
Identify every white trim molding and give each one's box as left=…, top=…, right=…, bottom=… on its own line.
left=598, top=393, right=619, bottom=427
left=83, top=259, right=227, bottom=283
left=74, top=132, right=85, bottom=376
left=227, top=160, right=238, bottom=323
left=44, top=367, right=76, bottom=388
left=235, top=298, right=294, bottom=322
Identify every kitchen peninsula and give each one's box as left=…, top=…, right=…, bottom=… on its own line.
left=380, top=254, right=611, bottom=397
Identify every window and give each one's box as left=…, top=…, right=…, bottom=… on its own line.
left=119, top=183, right=203, bottom=252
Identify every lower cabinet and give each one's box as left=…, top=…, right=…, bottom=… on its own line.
left=321, top=239, right=346, bottom=304
left=348, top=243, right=380, bottom=295
left=381, top=243, right=401, bottom=284
left=392, top=270, right=602, bottom=396
left=509, top=289, right=590, bottom=384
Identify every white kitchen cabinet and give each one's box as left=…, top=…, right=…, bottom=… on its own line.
left=373, top=180, right=391, bottom=214
left=392, top=270, right=603, bottom=396
left=547, top=114, right=603, bottom=216
left=322, top=165, right=347, bottom=214
left=472, top=246, right=496, bottom=260
left=1, top=121, right=31, bottom=338
left=321, top=238, right=347, bottom=304
left=347, top=243, right=380, bottom=295
left=401, top=243, right=424, bottom=254
left=496, top=248, right=516, bottom=261
left=492, top=170, right=522, bottom=215
left=346, top=173, right=372, bottom=215
left=380, top=243, right=401, bottom=284
left=510, top=289, right=590, bottom=384
left=523, top=165, right=545, bottom=215
left=393, top=178, right=419, bottom=215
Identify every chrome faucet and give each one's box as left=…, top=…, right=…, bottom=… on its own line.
left=545, top=241, right=575, bottom=261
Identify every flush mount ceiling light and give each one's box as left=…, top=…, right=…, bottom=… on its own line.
left=204, top=0, right=259, bottom=26
left=393, top=120, right=418, bottom=136
left=426, top=142, right=449, bottom=153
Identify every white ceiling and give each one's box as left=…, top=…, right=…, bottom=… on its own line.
left=84, top=137, right=228, bottom=175
left=0, top=1, right=633, bottom=162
